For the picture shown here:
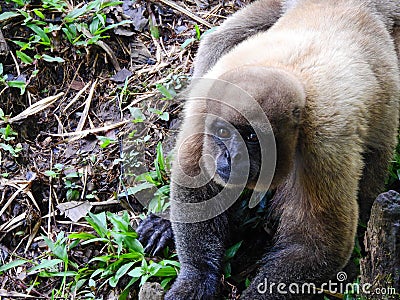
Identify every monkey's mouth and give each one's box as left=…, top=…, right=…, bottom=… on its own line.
left=217, top=167, right=249, bottom=185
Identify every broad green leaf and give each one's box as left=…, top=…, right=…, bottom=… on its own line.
left=27, top=24, right=50, bottom=45
left=154, top=266, right=177, bottom=277
left=7, top=80, right=26, bottom=95
left=33, top=9, right=45, bottom=19
left=68, top=232, right=97, bottom=240
left=195, top=24, right=201, bottom=40
left=127, top=266, right=143, bottom=278
left=180, top=37, right=195, bottom=50
left=117, top=182, right=153, bottom=197
left=38, top=270, right=77, bottom=277
left=81, top=237, right=109, bottom=245
left=86, top=212, right=108, bottom=238
left=156, top=83, right=173, bottom=100
left=42, top=235, right=68, bottom=262
left=0, top=259, right=27, bottom=272
left=27, top=259, right=63, bottom=273
left=225, top=240, right=242, bottom=260
left=109, top=262, right=135, bottom=287
left=42, top=54, right=64, bottom=63
left=100, top=1, right=123, bottom=9
left=16, top=51, right=33, bottom=64
left=0, top=12, right=20, bottom=21
left=64, top=5, right=88, bottom=23
left=44, top=170, right=58, bottom=177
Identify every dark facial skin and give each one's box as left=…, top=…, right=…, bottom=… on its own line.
left=209, top=120, right=261, bottom=186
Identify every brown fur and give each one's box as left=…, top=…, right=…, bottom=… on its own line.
left=165, top=0, right=400, bottom=299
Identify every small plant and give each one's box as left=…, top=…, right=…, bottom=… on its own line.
left=122, top=142, right=171, bottom=214
left=69, top=211, right=178, bottom=299
left=0, top=63, right=27, bottom=95
left=0, top=114, right=23, bottom=157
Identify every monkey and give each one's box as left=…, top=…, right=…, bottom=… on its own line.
left=138, top=0, right=400, bottom=253
left=159, top=0, right=400, bottom=299
left=137, top=0, right=285, bottom=255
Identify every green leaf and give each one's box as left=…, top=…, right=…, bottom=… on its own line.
left=200, top=27, right=217, bottom=39
left=68, top=232, right=97, bottom=240
left=33, top=9, right=45, bottom=20
left=81, top=237, right=109, bottom=245
left=154, top=266, right=177, bottom=277
left=16, top=51, right=33, bottom=64
left=224, top=240, right=242, bottom=260
left=66, top=189, right=80, bottom=201
left=41, top=54, right=65, bottom=63
left=100, top=1, right=123, bottom=9
left=27, top=24, right=50, bottom=45
left=0, top=12, right=20, bottom=21
left=128, top=107, right=146, bottom=123
left=181, top=37, right=195, bottom=49
left=0, top=259, right=27, bottom=273
left=150, top=24, right=159, bottom=39
left=89, top=255, right=113, bottom=263
left=42, top=234, right=68, bottom=262
left=127, top=266, right=143, bottom=278
left=7, top=80, right=26, bottom=95
left=118, top=251, right=144, bottom=260
left=86, top=212, right=108, bottom=238
left=44, top=170, right=58, bottom=178
left=156, top=83, right=173, bottom=100
left=109, top=262, right=135, bottom=287
left=38, top=270, right=77, bottom=277
left=27, top=259, right=63, bottom=273
left=117, top=182, right=153, bottom=198
left=94, top=20, right=132, bottom=35
left=64, top=5, right=88, bottom=23
left=195, top=24, right=201, bottom=40
left=156, top=142, right=165, bottom=172
left=160, top=112, right=169, bottom=121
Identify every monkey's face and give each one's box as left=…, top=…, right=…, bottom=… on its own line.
left=203, top=114, right=262, bottom=188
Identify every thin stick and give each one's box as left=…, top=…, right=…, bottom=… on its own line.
left=156, top=0, right=213, bottom=28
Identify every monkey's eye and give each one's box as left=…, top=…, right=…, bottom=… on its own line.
left=246, top=133, right=258, bottom=143
left=216, top=127, right=231, bottom=139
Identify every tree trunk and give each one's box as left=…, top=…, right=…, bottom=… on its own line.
left=360, top=190, right=400, bottom=299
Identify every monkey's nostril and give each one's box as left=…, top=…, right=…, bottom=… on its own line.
left=224, top=151, right=230, bottom=159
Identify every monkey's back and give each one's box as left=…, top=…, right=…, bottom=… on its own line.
left=206, top=0, right=400, bottom=154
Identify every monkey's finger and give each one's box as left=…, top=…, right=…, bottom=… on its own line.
left=153, top=228, right=174, bottom=255
left=144, top=228, right=164, bottom=254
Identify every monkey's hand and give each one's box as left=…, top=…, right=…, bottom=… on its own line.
left=136, top=214, right=174, bottom=255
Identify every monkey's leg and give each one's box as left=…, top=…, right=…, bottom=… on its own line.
left=164, top=184, right=230, bottom=300
left=193, top=0, right=282, bottom=77
left=358, top=147, right=394, bottom=229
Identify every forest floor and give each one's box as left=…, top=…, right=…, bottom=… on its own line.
left=0, top=0, right=255, bottom=299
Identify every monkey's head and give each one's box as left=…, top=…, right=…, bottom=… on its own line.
left=202, top=66, right=306, bottom=191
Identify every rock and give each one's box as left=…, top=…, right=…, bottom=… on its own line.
left=138, top=282, right=164, bottom=300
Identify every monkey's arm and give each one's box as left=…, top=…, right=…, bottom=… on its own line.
left=137, top=0, right=282, bottom=256
left=165, top=183, right=229, bottom=300
left=193, top=0, right=283, bottom=78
